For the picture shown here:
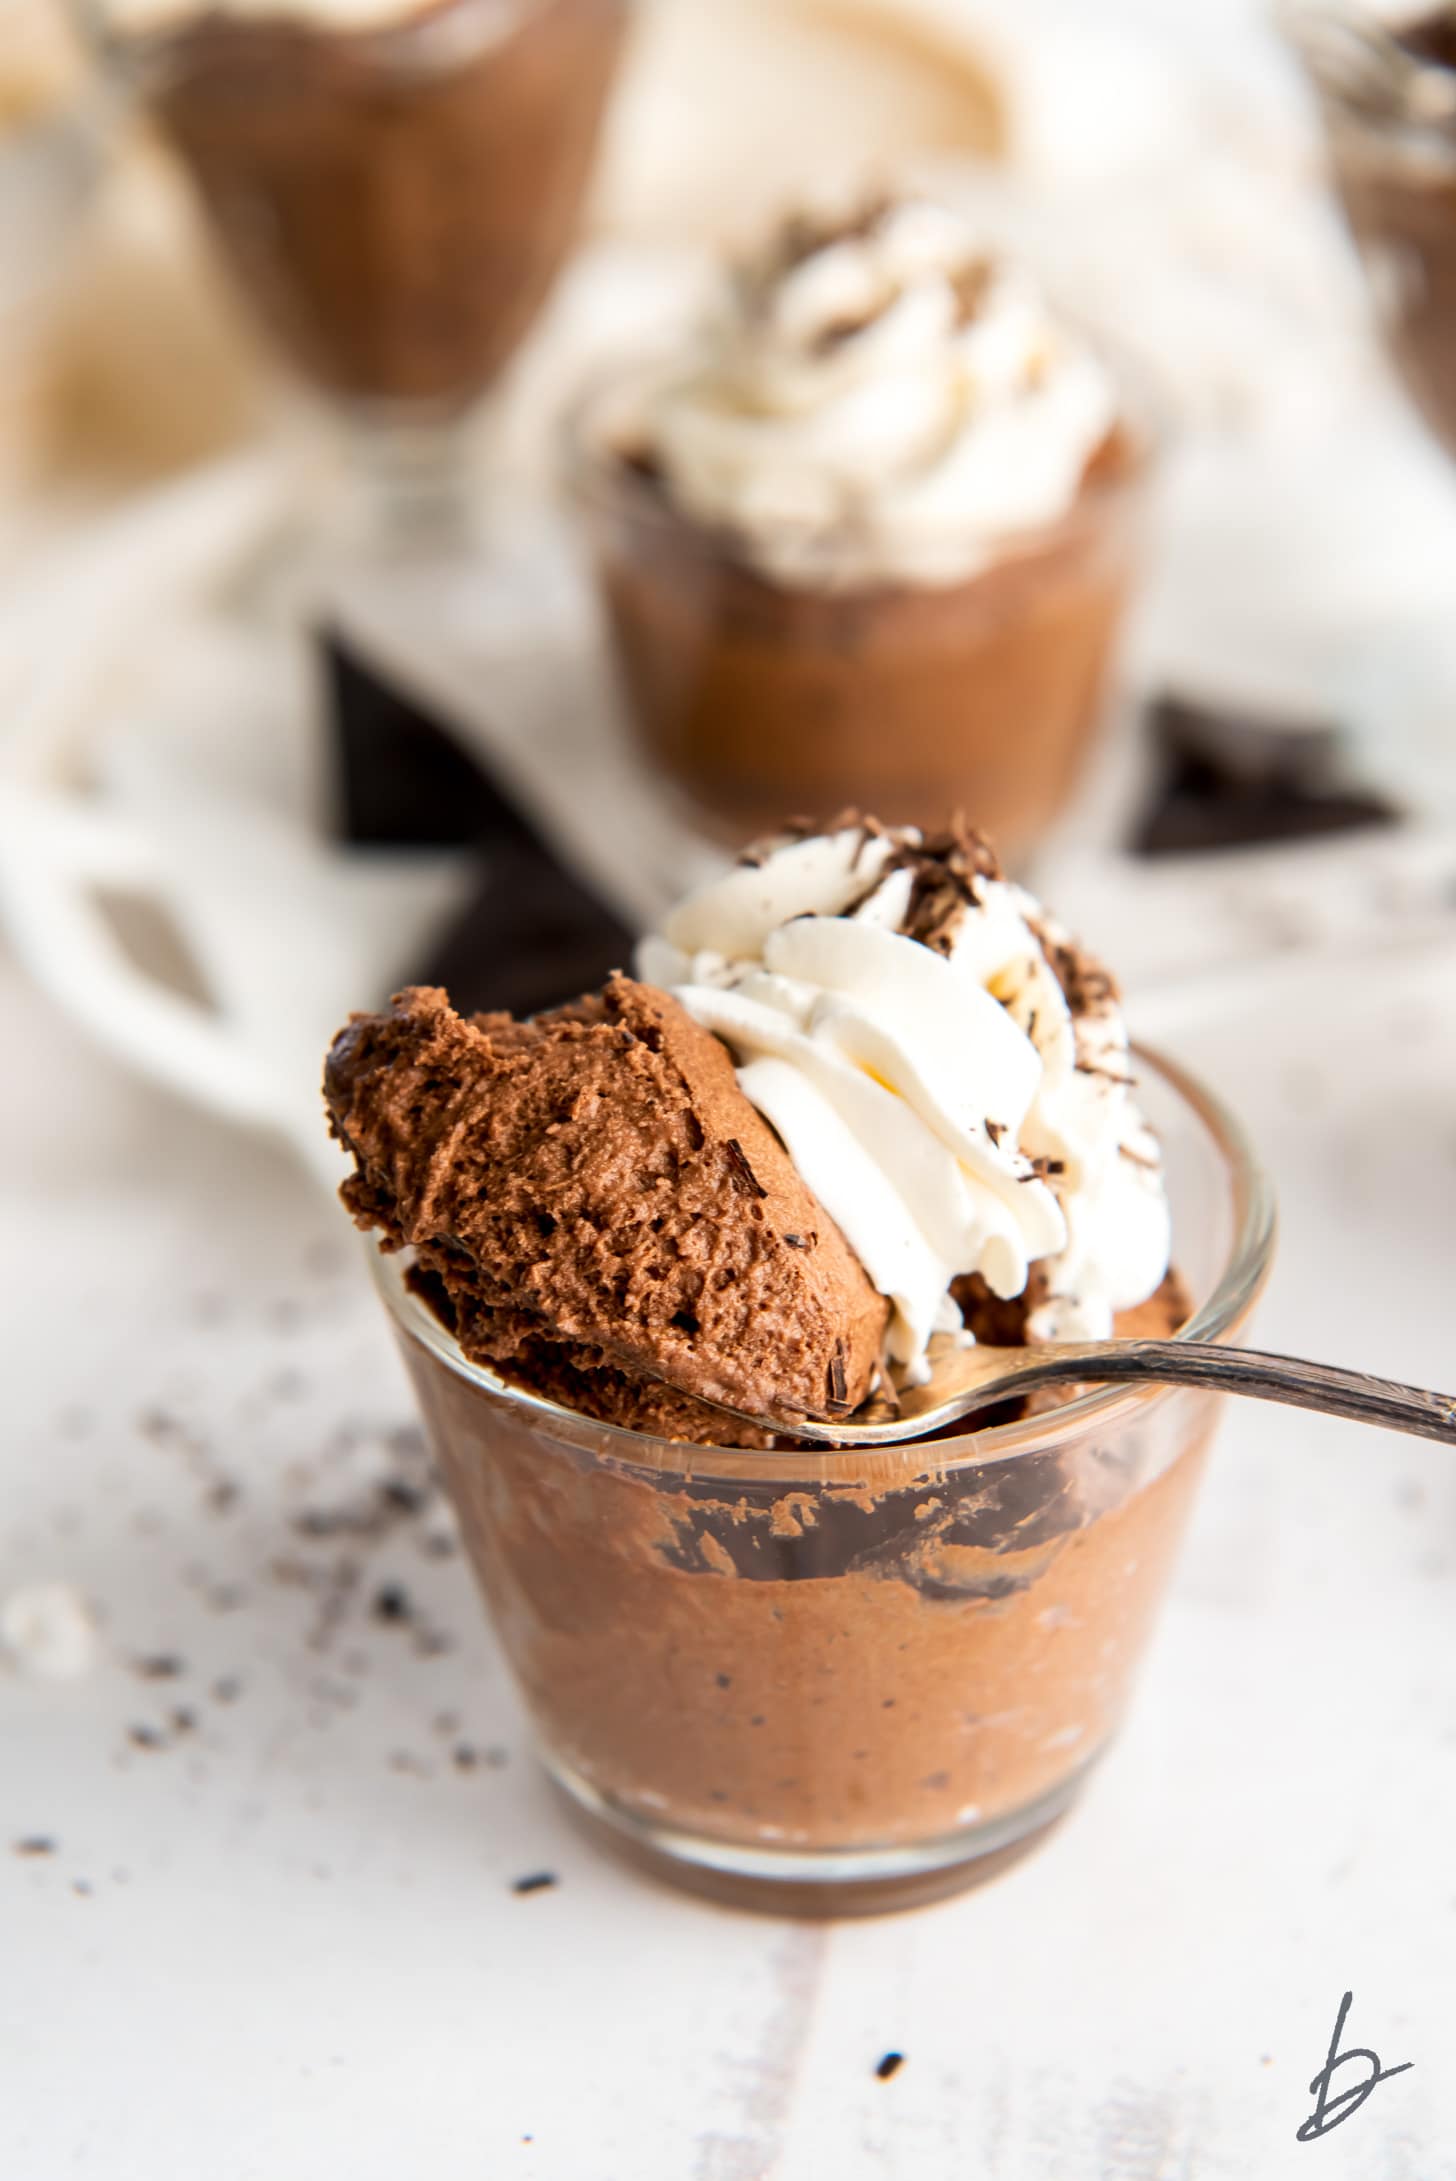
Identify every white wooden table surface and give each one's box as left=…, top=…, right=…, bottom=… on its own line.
left=3, top=928, right=1455, bottom=2181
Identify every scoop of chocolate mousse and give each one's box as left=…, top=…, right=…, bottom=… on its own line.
left=325, top=975, right=889, bottom=1440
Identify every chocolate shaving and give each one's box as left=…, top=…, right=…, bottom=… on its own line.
left=827, top=1344, right=848, bottom=1408
left=984, top=1119, right=1006, bottom=1148
left=1075, top=1057, right=1136, bottom=1085
left=810, top=296, right=892, bottom=356
left=1026, top=913, right=1120, bottom=1016
left=723, top=1138, right=767, bottom=1199
left=772, top=192, right=893, bottom=277
left=618, top=441, right=665, bottom=488
left=890, top=819, right=1004, bottom=955
left=781, top=1232, right=809, bottom=1250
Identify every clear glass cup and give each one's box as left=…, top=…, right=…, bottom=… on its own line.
left=83, top=0, right=631, bottom=549
left=567, top=370, right=1158, bottom=861
left=369, top=1045, right=1274, bottom=1915
left=1283, top=0, right=1456, bottom=458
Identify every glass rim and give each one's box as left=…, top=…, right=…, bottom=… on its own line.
left=560, top=326, right=1169, bottom=584
left=369, top=1039, right=1277, bottom=1485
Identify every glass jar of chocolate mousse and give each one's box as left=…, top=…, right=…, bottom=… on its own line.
left=371, top=1045, right=1273, bottom=1916
left=90, top=0, right=630, bottom=534
left=569, top=196, right=1158, bottom=861
left=1284, top=1, right=1456, bottom=457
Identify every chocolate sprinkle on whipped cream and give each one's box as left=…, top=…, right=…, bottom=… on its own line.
left=601, top=192, right=1119, bottom=590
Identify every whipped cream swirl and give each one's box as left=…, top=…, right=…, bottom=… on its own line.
left=638, top=823, right=1171, bottom=1378
left=631, top=195, right=1119, bottom=590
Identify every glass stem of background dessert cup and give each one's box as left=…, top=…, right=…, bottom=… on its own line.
left=368, top=1045, right=1274, bottom=1918
left=80, top=0, right=631, bottom=561
left=1282, top=0, right=1456, bottom=459
left=333, top=398, right=483, bottom=559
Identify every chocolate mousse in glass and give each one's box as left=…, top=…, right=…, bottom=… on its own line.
left=324, top=818, right=1274, bottom=1914
left=1285, top=2, right=1456, bottom=455
left=92, top=0, right=630, bottom=538
left=570, top=196, right=1157, bottom=859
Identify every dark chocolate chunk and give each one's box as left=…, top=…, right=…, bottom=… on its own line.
left=416, top=841, right=638, bottom=1022
left=323, top=634, right=638, bottom=1019
left=1395, top=9, right=1456, bottom=70
left=1131, top=691, right=1401, bottom=857
left=324, top=632, right=508, bottom=849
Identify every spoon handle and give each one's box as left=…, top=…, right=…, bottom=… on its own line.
left=1031, top=1339, right=1456, bottom=1445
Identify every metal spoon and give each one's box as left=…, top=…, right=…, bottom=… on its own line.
left=730, top=1337, right=1456, bottom=1448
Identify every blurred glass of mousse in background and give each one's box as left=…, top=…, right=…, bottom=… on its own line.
left=83, top=0, right=633, bottom=546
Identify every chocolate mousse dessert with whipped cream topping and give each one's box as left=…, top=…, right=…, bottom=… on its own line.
left=326, top=816, right=1251, bottom=1908
left=105, top=0, right=628, bottom=407
left=574, top=195, right=1154, bottom=855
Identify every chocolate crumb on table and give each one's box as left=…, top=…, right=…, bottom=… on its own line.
left=875, top=2052, right=906, bottom=2081
left=132, top=1653, right=185, bottom=1680
left=511, top=1871, right=559, bottom=1895
left=13, top=1836, right=56, bottom=1857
